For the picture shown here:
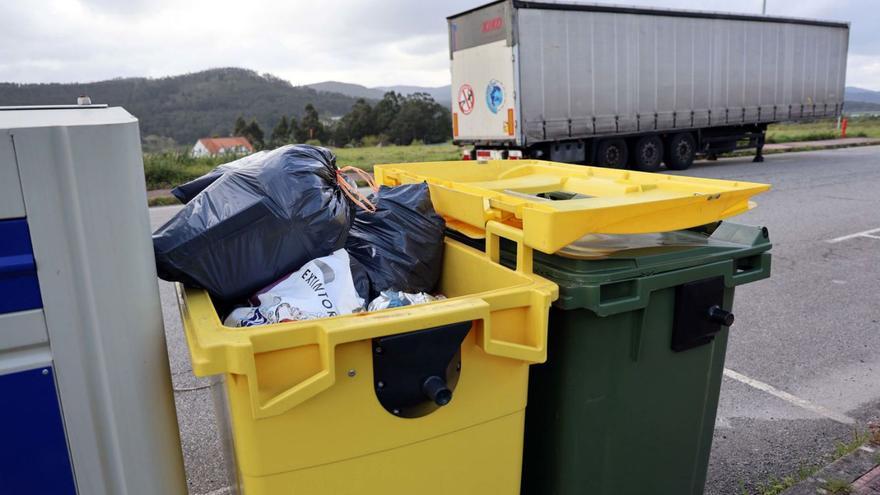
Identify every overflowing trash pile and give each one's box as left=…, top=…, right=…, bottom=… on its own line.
left=152, top=144, right=446, bottom=327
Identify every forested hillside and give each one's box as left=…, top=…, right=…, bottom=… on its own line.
left=0, top=68, right=363, bottom=145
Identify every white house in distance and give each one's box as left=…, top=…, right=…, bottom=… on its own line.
left=191, top=137, right=254, bottom=157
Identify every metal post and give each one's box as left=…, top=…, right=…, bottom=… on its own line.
left=753, top=132, right=765, bottom=163
left=762, top=0, right=767, bottom=14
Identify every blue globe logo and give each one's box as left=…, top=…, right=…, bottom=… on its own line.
left=486, top=80, right=505, bottom=114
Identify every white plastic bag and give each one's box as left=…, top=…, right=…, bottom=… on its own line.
left=224, top=249, right=365, bottom=327
left=367, top=291, right=446, bottom=312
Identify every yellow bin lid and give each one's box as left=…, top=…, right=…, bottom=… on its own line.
left=374, top=160, right=770, bottom=254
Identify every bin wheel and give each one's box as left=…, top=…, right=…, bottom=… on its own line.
left=596, top=139, right=628, bottom=169
left=632, top=136, right=663, bottom=172
left=665, top=133, right=696, bottom=170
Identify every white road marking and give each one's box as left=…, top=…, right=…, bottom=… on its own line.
left=826, top=227, right=880, bottom=243
left=723, top=368, right=856, bottom=425
left=196, top=486, right=233, bottom=495
left=715, top=415, right=732, bottom=429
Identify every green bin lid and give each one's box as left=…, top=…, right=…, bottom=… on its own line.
left=456, top=221, right=771, bottom=313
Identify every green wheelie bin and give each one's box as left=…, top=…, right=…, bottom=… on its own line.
left=450, top=221, right=771, bottom=494
left=516, top=222, right=772, bottom=495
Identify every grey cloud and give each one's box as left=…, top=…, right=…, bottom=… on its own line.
left=0, top=0, right=877, bottom=90
left=75, top=0, right=167, bottom=16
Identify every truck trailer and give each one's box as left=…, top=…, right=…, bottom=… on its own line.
left=448, top=1, right=849, bottom=170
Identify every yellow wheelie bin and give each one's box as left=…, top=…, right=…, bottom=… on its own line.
left=178, top=234, right=557, bottom=494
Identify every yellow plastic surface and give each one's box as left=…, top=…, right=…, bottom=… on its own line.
left=374, top=160, right=771, bottom=253
left=178, top=238, right=557, bottom=494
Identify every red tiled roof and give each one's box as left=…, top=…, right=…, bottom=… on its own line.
left=197, top=137, right=254, bottom=154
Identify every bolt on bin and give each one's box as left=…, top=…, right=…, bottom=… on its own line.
left=373, top=160, right=772, bottom=495
left=177, top=236, right=558, bottom=495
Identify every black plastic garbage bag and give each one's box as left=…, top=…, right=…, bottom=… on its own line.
left=349, top=255, right=372, bottom=302
left=346, top=183, right=445, bottom=299
left=171, top=151, right=267, bottom=204
left=153, top=145, right=353, bottom=301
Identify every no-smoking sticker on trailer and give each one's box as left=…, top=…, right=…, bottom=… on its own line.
left=458, top=84, right=475, bottom=115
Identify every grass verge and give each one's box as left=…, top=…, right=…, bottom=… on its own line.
left=743, top=430, right=871, bottom=495
left=143, top=153, right=226, bottom=190
left=143, top=142, right=461, bottom=191
left=147, top=195, right=181, bottom=207
left=767, top=116, right=880, bottom=143
left=333, top=142, right=460, bottom=171
left=822, top=478, right=852, bottom=494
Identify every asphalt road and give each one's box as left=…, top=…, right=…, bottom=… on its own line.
left=149, top=145, right=880, bottom=495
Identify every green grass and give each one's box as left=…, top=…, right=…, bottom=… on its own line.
left=823, top=478, right=852, bottom=494
left=833, top=430, right=870, bottom=458
left=742, top=429, right=871, bottom=495
left=147, top=195, right=181, bottom=207
left=331, top=142, right=460, bottom=171
left=142, top=143, right=461, bottom=191
left=767, top=116, right=880, bottom=143
left=143, top=153, right=228, bottom=190
left=745, top=466, right=818, bottom=495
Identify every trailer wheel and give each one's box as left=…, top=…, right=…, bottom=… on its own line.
left=596, top=139, right=628, bottom=168
left=632, top=136, right=663, bottom=172
left=665, top=133, right=696, bottom=170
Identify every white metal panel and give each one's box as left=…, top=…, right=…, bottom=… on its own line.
left=12, top=107, right=186, bottom=495
left=0, top=106, right=133, bottom=130
left=0, top=309, right=48, bottom=352
left=0, top=133, right=25, bottom=219
left=0, top=346, right=52, bottom=376
left=0, top=309, right=52, bottom=376
left=451, top=39, right=518, bottom=142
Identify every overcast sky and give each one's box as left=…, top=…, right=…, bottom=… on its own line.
left=1, top=0, right=878, bottom=90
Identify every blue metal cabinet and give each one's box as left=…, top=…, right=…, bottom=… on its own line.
left=0, top=218, right=42, bottom=314
left=0, top=367, right=76, bottom=494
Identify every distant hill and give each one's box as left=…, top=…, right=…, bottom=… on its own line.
left=307, top=81, right=451, bottom=106
left=845, top=101, right=880, bottom=114
left=377, top=85, right=451, bottom=106
left=845, top=87, right=880, bottom=105
left=306, top=81, right=385, bottom=101
left=0, top=68, right=364, bottom=145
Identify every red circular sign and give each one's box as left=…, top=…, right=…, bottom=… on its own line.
left=458, top=84, right=475, bottom=115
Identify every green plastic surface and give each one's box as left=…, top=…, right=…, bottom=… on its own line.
left=452, top=221, right=772, bottom=495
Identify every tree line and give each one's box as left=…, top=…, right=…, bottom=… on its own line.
left=234, top=91, right=452, bottom=149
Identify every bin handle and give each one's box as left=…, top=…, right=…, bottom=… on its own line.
left=729, top=253, right=771, bottom=286
left=485, top=220, right=533, bottom=274
left=243, top=297, right=492, bottom=419
left=476, top=289, right=549, bottom=364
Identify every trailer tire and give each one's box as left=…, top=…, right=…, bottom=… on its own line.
left=665, top=133, right=696, bottom=170
left=596, top=139, right=628, bottom=169
left=632, top=136, right=663, bottom=172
